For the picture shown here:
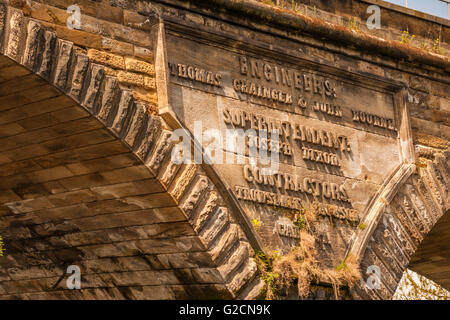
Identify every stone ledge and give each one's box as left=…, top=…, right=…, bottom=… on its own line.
left=155, top=0, right=449, bottom=71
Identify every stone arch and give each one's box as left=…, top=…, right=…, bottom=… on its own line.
left=0, top=4, right=263, bottom=299
left=350, top=152, right=449, bottom=299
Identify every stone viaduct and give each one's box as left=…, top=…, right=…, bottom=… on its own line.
left=0, top=0, right=448, bottom=299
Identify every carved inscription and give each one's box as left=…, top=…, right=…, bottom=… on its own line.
left=238, top=56, right=338, bottom=98
left=169, top=62, right=223, bottom=87
left=167, top=35, right=401, bottom=244
left=352, top=110, right=396, bottom=132
left=277, top=220, right=301, bottom=239
left=242, top=164, right=349, bottom=202
left=222, top=105, right=351, bottom=166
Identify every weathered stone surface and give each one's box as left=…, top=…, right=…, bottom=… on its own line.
left=22, top=20, right=42, bottom=70
left=36, top=30, right=56, bottom=80
left=133, top=115, right=162, bottom=161
left=123, top=102, right=147, bottom=148
left=226, top=258, right=257, bottom=297
left=217, top=243, right=248, bottom=282
left=5, top=11, right=24, bottom=61
left=117, top=70, right=144, bottom=87
left=52, top=39, right=73, bottom=89
left=169, top=164, right=197, bottom=202
left=200, top=207, right=229, bottom=248
left=0, top=0, right=449, bottom=301
left=0, top=3, right=6, bottom=53
left=208, top=224, right=240, bottom=264
left=82, top=63, right=105, bottom=112
left=191, top=191, right=219, bottom=232
left=87, top=49, right=125, bottom=69
left=110, top=89, right=134, bottom=136
left=97, top=76, right=120, bottom=125
left=146, top=131, right=174, bottom=174
left=67, top=53, right=90, bottom=99
left=181, top=176, right=209, bottom=217
left=125, top=57, right=155, bottom=75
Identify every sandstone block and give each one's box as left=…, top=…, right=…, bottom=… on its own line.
left=82, top=63, right=105, bottom=112
left=97, top=76, right=120, bottom=125
left=125, top=57, right=155, bottom=75
left=36, top=30, right=56, bottom=80
left=117, top=70, right=144, bottom=87
left=5, top=10, right=24, bottom=61
left=144, top=76, right=156, bottom=89
left=68, top=53, right=89, bottom=99
left=87, top=48, right=125, bottom=69
left=52, top=39, right=73, bottom=89
left=110, top=89, right=134, bottom=135
left=54, top=25, right=103, bottom=49
left=101, top=37, right=133, bottom=56
left=96, top=3, right=123, bottom=24
left=22, top=20, right=42, bottom=70
left=123, top=10, right=153, bottom=32
left=134, top=45, right=153, bottom=62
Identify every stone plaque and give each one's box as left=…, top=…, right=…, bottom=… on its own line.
left=164, top=28, right=403, bottom=251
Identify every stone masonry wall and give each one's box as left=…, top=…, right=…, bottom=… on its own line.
left=8, top=0, right=158, bottom=111
left=5, top=0, right=447, bottom=157
left=264, top=0, right=450, bottom=54
left=249, top=0, right=450, bottom=166
left=0, top=1, right=263, bottom=299
left=0, top=0, right=448, bottom=299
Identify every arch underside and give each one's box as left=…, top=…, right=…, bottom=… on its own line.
left=0, top=6, right=261, bottom=300
left=409, top=209, right=450, bottom=291
left=353, top=153, right=450, bottom=299
left=0, top=2, right=448, bottom=301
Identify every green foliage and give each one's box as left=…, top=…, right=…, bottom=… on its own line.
left=0, top=235, right=4, bottom=257
left=400, top=31, right=415, bottom=45
left=262, top=0, right=275, bottom=6
left=290, top=0, right=303, bottom=14
left=294, top=215, right=307, bottom=230
left=255, top=249, right=270, bottom=267
left=336, top=260, right=348, bottom=272
left=254, top=250, right=281, bottom=299
left=358, top=223, right=367, bottom=230
left=255, top=250, right=280, bottom=269
left=271, top=250, right=281, bottom=260
left=432, top=38, right=442, bottom=54
left=252, top=219, right=262, bottom=232
left=261, top=271, right=280, bottom=288
left=347, top=17, right=360, bottom=31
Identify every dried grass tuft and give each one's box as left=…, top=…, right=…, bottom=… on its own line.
left=256, top=204, right=361, bottom=299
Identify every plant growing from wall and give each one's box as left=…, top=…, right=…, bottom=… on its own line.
left=347, top=17, right=360, bottom=31
left=294, top=214, right=307, bottom=230
left=252, top=218, right=263, bottom=233
left=0, top=235, right=4, bottom=257
left=400, top=30, right=415, bottom=45
left=255, top=250, right=281, bottom=299
left=432, top=38, right=442, bottom=54
left=255, top=204, right=361, bottom=300
left=262, top=0, right=275, bottom=6
left=290, top=0, right=302, bottom=14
